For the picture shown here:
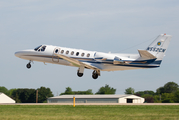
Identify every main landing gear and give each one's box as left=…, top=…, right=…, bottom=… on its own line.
left=26, top=61, right=32, bottom=69
left=92, top=70, right=100, bottom=79
left=77, top=66, right=84, bottom=77
left=77, top=70, right=83, bottom=77
left=77, top=67, right=100, bottom=79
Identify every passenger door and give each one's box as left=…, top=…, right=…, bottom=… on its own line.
left=52, top=48, right=60, bottom=62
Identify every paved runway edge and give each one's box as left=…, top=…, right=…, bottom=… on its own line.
left=1, top=103, right=179, bottom=105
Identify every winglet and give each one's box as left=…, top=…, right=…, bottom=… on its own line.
left=138, top=50, right=157, bottom=59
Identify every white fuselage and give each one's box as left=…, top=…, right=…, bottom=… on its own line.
left=15, top=45, right=159, bottom=72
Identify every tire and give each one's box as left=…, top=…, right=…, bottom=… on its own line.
left=26, top=63, right=31, bottom=69
left=77, top=72, right=83, bottom=77
left=92, top=74, right=98, bottom=79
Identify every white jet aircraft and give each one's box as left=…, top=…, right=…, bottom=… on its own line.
left=15, top=34, right=171, bottom=79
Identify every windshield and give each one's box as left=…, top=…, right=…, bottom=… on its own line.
left=41, top=46, right=46, bottom=51
left=34, top=45, right=42, bottom=51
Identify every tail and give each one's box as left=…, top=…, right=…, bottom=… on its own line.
left=138, top=34, right=172, bottom=65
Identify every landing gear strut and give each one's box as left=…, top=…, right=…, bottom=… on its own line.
left=92, top=70, right=100, bottom=79
left=77, top=66, right=84, bottom=77
left=26, top=61, right=32, bottom=69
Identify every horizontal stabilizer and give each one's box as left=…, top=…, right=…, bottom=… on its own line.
left=138, top=50, right=157, bottom=59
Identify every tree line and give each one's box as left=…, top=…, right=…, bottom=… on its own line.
left=0, top=86, right=53, bottom=103
left=125, top=82, right=179, bottom=103
left=60, top=84, right=116, bottom=95
left=0, top=81, right=179, bottom=103
left=60, top=82, right=179, bottom=103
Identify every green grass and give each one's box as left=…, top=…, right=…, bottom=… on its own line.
left=0, top=105, right=179, bottom=120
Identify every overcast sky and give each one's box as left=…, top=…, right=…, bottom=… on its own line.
left=0, top=0, right=178, bottom=95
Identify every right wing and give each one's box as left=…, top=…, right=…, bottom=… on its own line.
left=54, top=53, right=101, bottom=70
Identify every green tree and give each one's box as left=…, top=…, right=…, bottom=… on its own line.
left=86, top=89, right=93, bottom=94
left=142, top=94, right=154, bottom=103
left=12, top=89, right=21, bottom=103
left=164, top=82, right=179, bottom=93
left=73, top=89, right=93, bottom=95
left=174, top=91, right=179, bottom=103
left=95, top=84, right=116, bottom=94
left=12, top=89, right=36, bottom=103
left=60, top=87, right=93, bottom=95
left=0, top=86, right=9, bottom=95
left=60, top=87, right=74, bottom=95
left=156, top=82, right=179, bottom=94
left=161, top=93, right=174, bottom=103
left=37, top=87, right=53, bottom=103
left=125, top=87, right=134, bottom=94
left=8, top=88, right=17, bottom=97
left=156, top=87, right=165, bottom=95
left=135, top=90, right=155, bottom=96
left=153, top=95, right=161, bottom=103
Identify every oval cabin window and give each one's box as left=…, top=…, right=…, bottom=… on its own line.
left=61, top=50, right=64, bottom=54
left=81, top=53, right=85, bottom=57
left=66, top=51, right=69, bottom=54
left=71, top=51, right=74, bottom=55
left=87, top=53, right=90, bottom=57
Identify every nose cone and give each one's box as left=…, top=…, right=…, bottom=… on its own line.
left=15, top=51, right=21, bottom=58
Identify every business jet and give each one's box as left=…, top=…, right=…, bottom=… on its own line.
left=15, top=34, right=171, bottom=79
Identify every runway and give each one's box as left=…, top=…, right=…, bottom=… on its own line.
left=1, top=103, right=179, bottom=105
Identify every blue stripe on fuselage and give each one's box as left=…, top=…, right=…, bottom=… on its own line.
left=25, top=55, right=161, bottom=68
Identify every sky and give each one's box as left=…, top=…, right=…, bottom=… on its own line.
left=0, top=0, right=178, bottom=96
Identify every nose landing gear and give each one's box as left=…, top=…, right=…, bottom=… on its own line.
left=26, top=61, right=32, bottom=69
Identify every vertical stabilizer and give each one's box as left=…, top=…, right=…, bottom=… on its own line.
left=146, top=34, right=172, bottom=64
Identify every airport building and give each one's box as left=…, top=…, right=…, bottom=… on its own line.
left=47, top=95, right=145, bottom=103
left=0, top=92, right=15, bottom=103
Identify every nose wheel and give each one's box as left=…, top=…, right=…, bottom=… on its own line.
left=26, top=61, right=32, bottom=69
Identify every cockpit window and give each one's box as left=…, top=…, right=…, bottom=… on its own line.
left=34, top=45, right=42, bottom=51
left=41, top=46, right=46, bottom=51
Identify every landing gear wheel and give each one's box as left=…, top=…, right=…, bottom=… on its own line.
left=26, top=63, right=31, bottom=69
left=77, top=71, right=83, bottom=77
left=92, top=71, right=98, bottom=79
left=92, top=74, right=98, bottom=79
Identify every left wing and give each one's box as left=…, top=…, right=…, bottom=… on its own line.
left=54, top=53, right=101, bottom=70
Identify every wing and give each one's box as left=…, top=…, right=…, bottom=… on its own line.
left=54, top=53, right=101, bottom=70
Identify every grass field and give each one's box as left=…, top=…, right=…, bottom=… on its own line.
left=0, top=105, right=179, bottom=120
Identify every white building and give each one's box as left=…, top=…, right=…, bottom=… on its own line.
left=0, top=92, right=15, bottom=103
left=48, top=95, right=144, bottom=103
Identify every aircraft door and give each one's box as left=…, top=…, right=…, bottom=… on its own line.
left=52, top=48, right=60, bottom=62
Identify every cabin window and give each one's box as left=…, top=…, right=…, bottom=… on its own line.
left=71, top=51, right=74, bottom=55
left=66, top=51, right=69, bottom=54
left=41, top=46, right=46, bottom=52
left=76, top=52, right=79, bottom=56
left=81, top=53, right=85, bottom=57
left=55, top=49, right=58, bottom=53
left=87, top=53, right=90, bottom=57
left=34, top=45, right=42, bottom=51
left=61, top=50, right=64, bottom=54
